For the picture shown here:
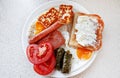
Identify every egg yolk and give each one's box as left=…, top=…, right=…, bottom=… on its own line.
left=76, top=48, right=92, bottom=60
left=34, top=21, right=45, bottom=34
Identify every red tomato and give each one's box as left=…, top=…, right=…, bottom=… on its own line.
left=26, top=42, right=53, bottom=64
left=33, top=55, right=56, bottom=75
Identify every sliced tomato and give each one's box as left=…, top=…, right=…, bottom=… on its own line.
left=26, top=42, right=53, bottom=64
left=33, top=55, right=56, bottom=75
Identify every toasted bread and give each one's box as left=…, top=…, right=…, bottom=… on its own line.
left=69, top=12, right=104, bottom=51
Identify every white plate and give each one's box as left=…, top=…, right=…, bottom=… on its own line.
left=22, top=0, right=98, bottom=77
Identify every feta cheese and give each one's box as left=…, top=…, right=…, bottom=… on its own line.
left=75, top=16, right=98, bottom=47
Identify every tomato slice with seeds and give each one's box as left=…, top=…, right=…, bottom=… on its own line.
left=33, top=55, right=56, bottom=75
left=26, top=42, right=53, bottom=64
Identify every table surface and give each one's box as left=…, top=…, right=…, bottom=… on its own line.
left=0, top=0, right=120, bottom=78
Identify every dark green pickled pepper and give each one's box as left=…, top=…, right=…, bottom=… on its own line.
left=55, top=48, right=65, bottom=70
left=62, top=50, right=72, bottom=73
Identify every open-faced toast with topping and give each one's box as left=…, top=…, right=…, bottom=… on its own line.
left=69, top=12, right=104, bottom=51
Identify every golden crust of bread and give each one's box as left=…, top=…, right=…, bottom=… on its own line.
left=69, top=12, right=104, bottom=51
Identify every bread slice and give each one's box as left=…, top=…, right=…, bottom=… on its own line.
left=69, top=12, right=104, bottom=51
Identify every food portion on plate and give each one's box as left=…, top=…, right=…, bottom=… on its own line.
left=26, top=4, right=104, bottom=76
left=55, top=48, right=72, bottom=73
left=69, top=12, right=104, bottom=51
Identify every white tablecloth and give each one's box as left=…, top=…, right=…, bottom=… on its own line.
left=0, top=0, right=120, bottom=78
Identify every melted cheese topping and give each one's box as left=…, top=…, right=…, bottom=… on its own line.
left=75, top=16, right=98, bottom=47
